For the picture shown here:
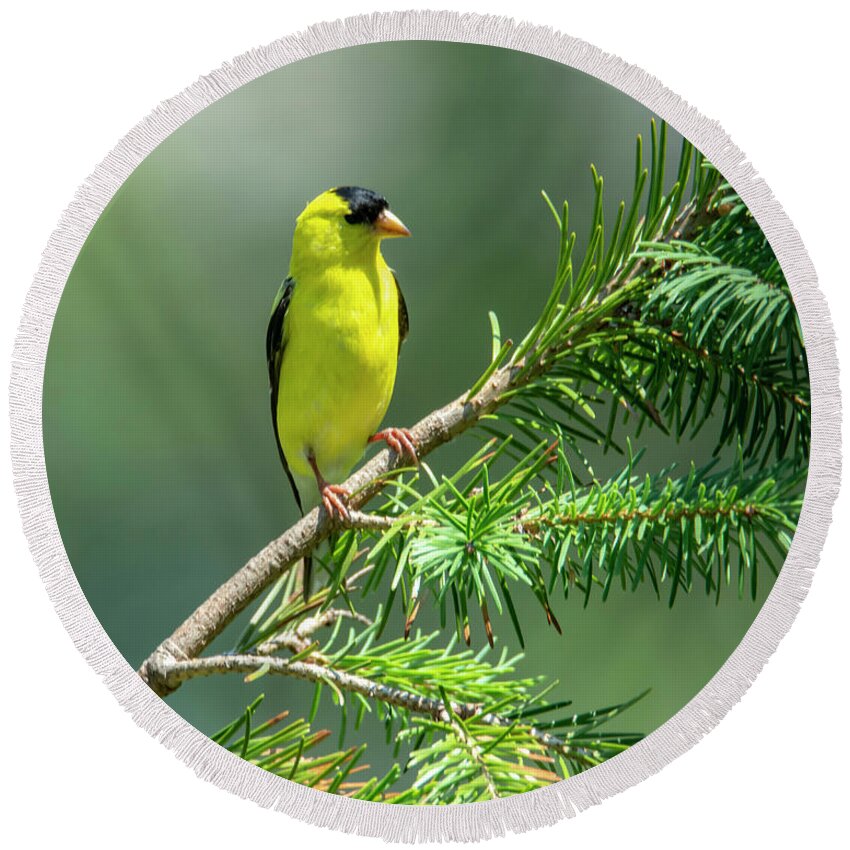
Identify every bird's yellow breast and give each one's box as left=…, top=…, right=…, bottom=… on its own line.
left=276, top=254, right=399, bottom=487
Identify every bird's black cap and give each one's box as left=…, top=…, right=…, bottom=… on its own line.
left=333, top=186, right=389, bottom=225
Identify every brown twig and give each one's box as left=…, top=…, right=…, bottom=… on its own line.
left=256, top=608, right=372, bottom=655
left=154, top=652, right=597, bottom=764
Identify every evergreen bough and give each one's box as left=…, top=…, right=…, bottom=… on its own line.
left=146, top=121, right=808, bottom=803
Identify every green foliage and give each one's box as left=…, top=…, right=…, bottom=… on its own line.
left=364, top=443, right=802, bottom=641
left=362, top=439, right=563, bottom=647
left=639, top=233, right=808, bottom=464
left=214, top=647, right=644, bottom=803
left=212, top=694, right=400, bottom=799
left=495, top=148, right=807, bottom=471
left=391, top=691, right=644, bottom=803
left=396, top=716, right=562, bottom=803
left=211, top=120, right=807, bottom=804
left=310, top=625, right=536, bottom=745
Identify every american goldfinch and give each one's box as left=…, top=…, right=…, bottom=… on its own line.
left=266, top=187, right=416, bottom=597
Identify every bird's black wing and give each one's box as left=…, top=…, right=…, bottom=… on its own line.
left=266, top=276, right=303, bottom=513
left=392, top=270, right=409, bottom=355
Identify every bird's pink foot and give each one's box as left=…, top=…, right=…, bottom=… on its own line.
left=320, top=483, right=351, bottom=523
left=370, top=427, right=418, bottom=464
left=307, top=451, right=351, bottom=523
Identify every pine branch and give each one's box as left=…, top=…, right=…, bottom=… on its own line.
left=637, top=322, right=808, bottom=461
left=391, top=692, right=643, bottom=802
left=531, top=456, right=803, bottom=605
left=138, top=123, right=785, bottom=698
left=534, top=202, right=807, bottom=465
left=207, top=615, right=646, bottom=803
left=398, top=715, right=554, bottom=802
left=212, top=681, right=641, bottom=804
left=128, top=120, right=807, bottom=807
left=152, top=650, right=612, bottom=762
left=366, top=443, right=802, bottom=640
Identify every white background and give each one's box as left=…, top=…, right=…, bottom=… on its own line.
left=2, top=1, right=847, bottom=846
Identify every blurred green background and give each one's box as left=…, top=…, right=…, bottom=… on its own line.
left=44, top=42, right=791, bottom=779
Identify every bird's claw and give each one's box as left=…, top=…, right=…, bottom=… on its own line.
left=321, top=483, right=351, bottom=523
left=370, top=427, right=418, bottom=465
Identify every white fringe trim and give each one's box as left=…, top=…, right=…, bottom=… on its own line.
left=8, top=10, right=841, bottom=843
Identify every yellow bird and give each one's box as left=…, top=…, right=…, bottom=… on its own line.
left=266, top=187, right=416, bottom=597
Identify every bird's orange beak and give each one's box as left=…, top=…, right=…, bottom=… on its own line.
left=374, top=209, right=411, bottom=238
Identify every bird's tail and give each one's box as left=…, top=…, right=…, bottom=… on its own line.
left=293, top=474, right=334, bottom=603
left=300, top=540, right=331, bottom=603
left=294, top=475, right=322, bottom=603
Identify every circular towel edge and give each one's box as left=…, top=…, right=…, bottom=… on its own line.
left=8, top=10, right=842, bottom=843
